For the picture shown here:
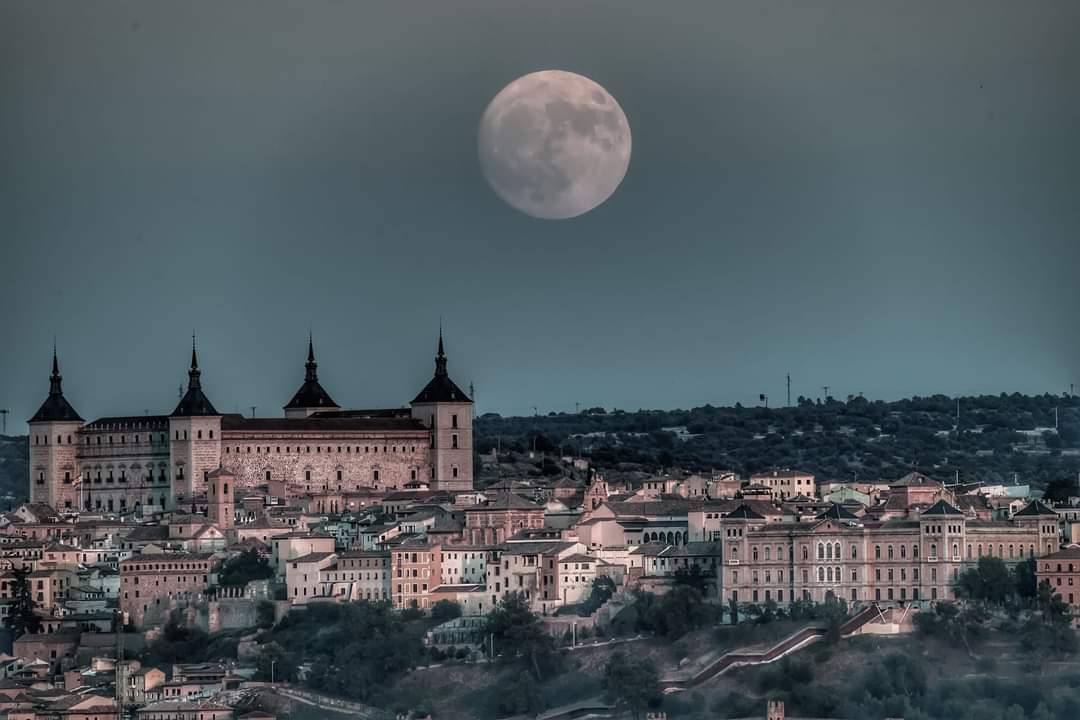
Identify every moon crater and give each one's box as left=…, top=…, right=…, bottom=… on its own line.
left=479, top=70, right=632, bottom=220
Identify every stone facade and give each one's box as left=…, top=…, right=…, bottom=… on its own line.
left=28, top=334, right=475, bottom=513
left=719, top=499, right=1057, bottom=606
left=119, top=553, right=215, bottom=629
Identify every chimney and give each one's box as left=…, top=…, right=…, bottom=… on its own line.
left=767, top=700, right=785, bottom=720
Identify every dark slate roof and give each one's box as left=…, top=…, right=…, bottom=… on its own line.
left=29, top=350, right=83, bottom=423
left=309, top=408, right=412, bottom=419
left=816, top=503, right=860, bottom=521
left=890, top=471, right=939, bottom=487
left=475, top=492, right=541, bottom=511
left=411, top=333, right=472, bottom=404
left=220, top=414, right=426, bottom=432
left=84, top=416, right=169, bottom=430
left=284, top=336, right=339, bottom=411
left=725, top=504, right=766, bottom=520
left=922, top=499, right=963, bottom=516
left=171, top=339, right=218, bottom=417
left=1013, top=499, right=1057, bottom=517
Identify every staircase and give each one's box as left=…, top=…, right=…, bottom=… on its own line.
left=661, top=604, right=885, bottom=691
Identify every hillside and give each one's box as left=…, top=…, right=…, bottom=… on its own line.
left=475, top=393, right=1080, bottom=493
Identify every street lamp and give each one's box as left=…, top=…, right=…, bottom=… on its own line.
left=270, top=660, right=276, bottom=687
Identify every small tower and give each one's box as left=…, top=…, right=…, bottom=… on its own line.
left=1012, top=499, right=1060, bottom=557
left=169, top=336, right=221, bottom=500
left=283, top=334, right=340, bottom=419
left=27, top=346, right=83, bottom=512
left=207, top=467, right=235, bottom=531
left=410, top=329, right=473, bottom=492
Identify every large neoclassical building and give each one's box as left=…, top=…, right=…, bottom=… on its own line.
left=27, top=334, right=474, bottom=514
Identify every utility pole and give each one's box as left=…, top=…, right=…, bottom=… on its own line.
left=786, top=374, right=791, bottom=407
left=0, top=409, right=8, bottom=436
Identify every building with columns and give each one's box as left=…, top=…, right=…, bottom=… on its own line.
left=719, top=497, right=1058, bottom=607
left=27, top=332, right=474, bottom=514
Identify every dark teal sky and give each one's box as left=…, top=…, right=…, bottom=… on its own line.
left=2, top=1, right=1079, bottom=426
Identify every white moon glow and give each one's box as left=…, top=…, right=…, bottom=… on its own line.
left=478, top=70, right=632, bottom=220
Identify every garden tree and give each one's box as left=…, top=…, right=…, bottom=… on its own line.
left=1043, top=475, right=1079, bottom=503
left=6, top=565, right=41, bottom=637
left=484, top=592, right=563, bottom=681
left=954, top=557, right=1013, bottom=605
left=635, top=585, right=715, bottom=637
left=818, top=593, right=849, bottom=643
left=256, top=600, right=276, bottom=629
left=575, top=576, right=615, bottom=616
left=431, top=600, right=462, bottom=622
left=602, top=651, right=661, bottom=720
left=1012, top=557, right=1038, bottom=600
left=255, top=641, right=296, bottom=682
left=256, top=601, right=425, bottom=701
left=914, top=601, right=988, bottom=656
left=672, top=564, right=709, bottom=594
left=217, top=549, right=274, bottom=587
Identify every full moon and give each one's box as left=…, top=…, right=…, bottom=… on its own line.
left=478, top=70, right=632, bottom=220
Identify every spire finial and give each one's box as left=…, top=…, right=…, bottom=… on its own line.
left=49, top=341, right=63, bottom=396
left=305, top=333, right=318, bottom=382
left=187, top=333, right=202, bottom=390
left=435, top=322, right=448, bottom=377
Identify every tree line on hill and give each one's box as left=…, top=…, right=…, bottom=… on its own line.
left=476, top=392, right=1080, bottom=493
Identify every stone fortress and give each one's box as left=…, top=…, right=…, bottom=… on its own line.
left=27, top=332, right=473, bottom=514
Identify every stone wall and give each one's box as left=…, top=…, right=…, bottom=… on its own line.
left=219, top=433, right=432, bottom=491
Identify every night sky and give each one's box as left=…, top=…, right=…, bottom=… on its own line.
left=2, top=1, right=1079, bottom=426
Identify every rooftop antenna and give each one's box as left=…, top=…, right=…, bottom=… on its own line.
left=0, top=409, right=8, bottom=436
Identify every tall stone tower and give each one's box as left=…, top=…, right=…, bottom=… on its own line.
left=207, top=467, right=235, bottom=530
left=283, top=334, right=340, bottom=419
left=169, top=337, right=221, bottom=500
left=27, top=347, right=83, bottom=511
left=410, top=331, right=473, bottom=492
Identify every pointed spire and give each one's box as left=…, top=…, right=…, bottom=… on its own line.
left=49, top=342, right=63, bottom=396
left=188, top=333, right=202, bottom=390
left=172, top=334, right=217, bottom=417
left=30, top=342, right=83, bottom=423
left=305, top=332, right=318, bottom=382
left=435, top=323, right=448, bottom=377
